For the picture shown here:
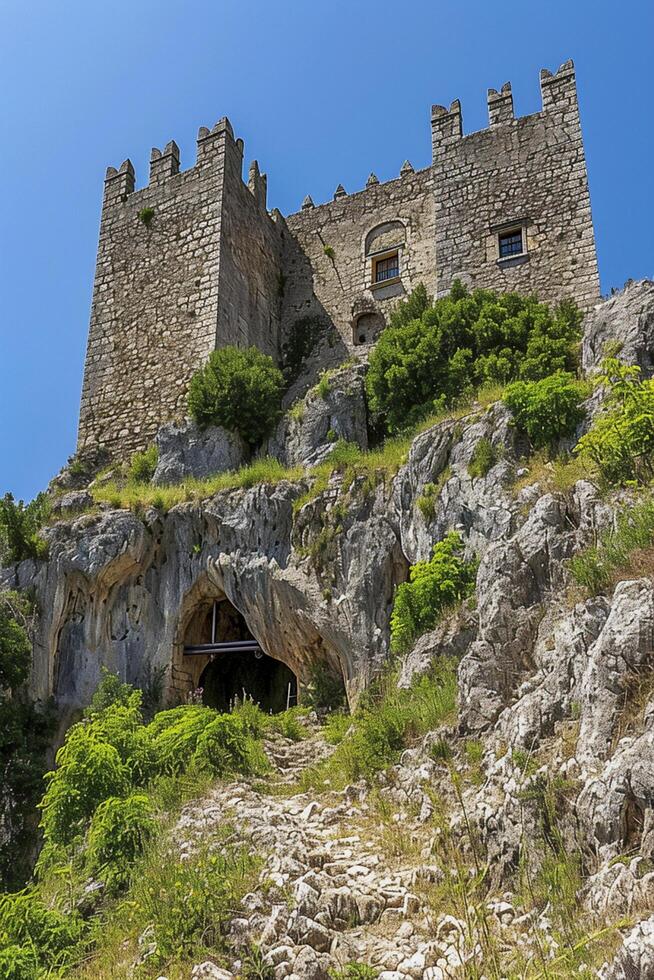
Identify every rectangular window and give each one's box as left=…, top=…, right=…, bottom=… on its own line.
left=498, top=229, right=524, bottom=258
left=373, top=252, right=400, bottom=283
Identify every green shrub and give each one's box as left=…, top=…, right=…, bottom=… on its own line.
left=191, top=714, right=257, bottom=776
left=188, top=345, right=284, bottom=446
left=39, top=727, right=131, bottom=846
left=0, top=945, right=38, bottom=980
left=574, top=358, right=654, bottom=484
left=0, top=492, right=50, bottom=565
left=147, top=704, right=217, bottom=774
left=504, top=372, right=587, bottom=449
left=138, top=206, right=154, bottom=226
left=390, top=532, right=477, bottom=653
left=568, top=496, right=654, bottom=594
left=128, top=444, right=158, bottom=484
left=86, top=794, right=156, bottom=889
left=467, top=437, right=497, bottom=479
left=366, top=282, right=581, bottom=434
left=0, top=890, right=85, bottom=972
left=330, top=965, right=377, bottom=980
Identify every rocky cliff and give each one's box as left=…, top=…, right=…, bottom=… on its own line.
left=2, top=280, right=654, bottom=978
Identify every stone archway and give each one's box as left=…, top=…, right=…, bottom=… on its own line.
left=172, top=583, right=298, bottom=713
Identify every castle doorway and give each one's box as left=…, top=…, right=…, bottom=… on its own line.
left=182, top=597, right=297, bottom=713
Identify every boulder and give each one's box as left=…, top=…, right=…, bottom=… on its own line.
left=50, top=490, right=93, bottom=517
left=582, top=279, right=654, bottom=377
left=153, top=419, right=247, bottom=485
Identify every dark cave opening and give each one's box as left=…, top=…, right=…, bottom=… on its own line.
left=184, top=597, right=297, bottom=714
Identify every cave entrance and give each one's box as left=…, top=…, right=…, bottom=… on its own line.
left=183, top=598, right=297, bottom=714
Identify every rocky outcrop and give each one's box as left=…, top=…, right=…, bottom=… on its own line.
left=153, top=420, right=248, bottom=484
left=268, top=362, right=369, bottom=468
left=582, top=279, right=654, bottom=377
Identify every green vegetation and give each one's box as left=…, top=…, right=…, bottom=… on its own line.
left=569, top=494, right=654, bottom=594
left=390, top=532, right=477, bottom=654
left=300, top=659, right=457, bottom=791
left=92, top=456, right=302, bottom=513
left=366, top=281, right=582, bottom=434
left=0, top=672, right=310, bottom=977
left=575, top=358, right=654, bottom=485
left=188, top=345, right=285, bottom=446
left=504, top=372, right=588, bottom=449
left=0, top=493, right=50, bottom=565
left=323, top=244, right=335, bottom=260
left=137, top=206, right=154, bottom=226
left=330, top=965, right=377, bottom=979
left=304, top=661, right=346, bottom=711
left=127, top=444, right=158, bottom=484
left=0, top=592, right=54, bottom=890
left=467, top=437, right=497, bottom=479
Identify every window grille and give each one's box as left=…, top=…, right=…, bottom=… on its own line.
left=374, top=253, right=400, bottom=282
left=498, top=229, right=523, bottom=258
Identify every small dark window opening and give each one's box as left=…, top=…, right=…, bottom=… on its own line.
left=374, top=252, right=400, bottom=283
left=498, top=229, right=523, bottom=258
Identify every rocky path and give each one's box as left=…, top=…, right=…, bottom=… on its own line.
left=174, top=727, right=501, bottom=980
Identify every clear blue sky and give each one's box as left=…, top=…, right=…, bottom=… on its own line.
left=1, top=0, right=652, bottom=501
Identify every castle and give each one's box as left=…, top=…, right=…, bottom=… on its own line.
left=77, top=60, right=599, bottom=459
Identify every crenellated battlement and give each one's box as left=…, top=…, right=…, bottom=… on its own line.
left=431, top=61, right=579, bottom=162
left=102, top=116, right=252, bottom=206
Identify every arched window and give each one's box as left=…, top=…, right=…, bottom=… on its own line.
left=365, top=221, right=406, bottom=288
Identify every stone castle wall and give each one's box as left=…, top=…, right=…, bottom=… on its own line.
left=283, top=166, right=437, bottom=350
left=431, top=61, right=599, bottom=310
left=77, top=60, right=600, bottom=460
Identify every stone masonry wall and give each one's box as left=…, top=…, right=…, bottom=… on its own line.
left=283, top=166, right=436, bottom=351
left=431, top=61, right=600, bottom=311
left=77, top=120, right=282, bottom=459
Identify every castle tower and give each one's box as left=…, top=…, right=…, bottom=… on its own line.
left=77, top=119, right=283, bottom=459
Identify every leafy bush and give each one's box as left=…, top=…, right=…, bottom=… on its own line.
left=0, top=890, right=84, bottom=973
left=0, top=493, right=50, bottom=565
left=188, top=345, right=284, bottom=446
left=0, top=592, right=54, bottom=888
left=390, top=532, right=477, bottom=653
left=330, top=965, right=377, bottom=980
left=191, top=714, right=260, bottom=777
left=467, top=438, right=497, bottom=479
left=0, top=945, right=38, bottom=980
left=504, top=372, right=587, bottom=449
left=147, top=704, right=217, bottom=774
left=574, top=358, right=654, bottom=484
left=86, top=794, right=156, bottom=889
left=366, top=281, right=582, bottom=434
left=40, top=728, right=131, bottom=846
left=128, top=444, right=158, bottom=484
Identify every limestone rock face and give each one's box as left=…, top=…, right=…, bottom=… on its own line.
left=268, top=362, right=368, bottom=468
left=457, top=483, right=610, bottom=732
left=582, top=278, right=654, bottom=376
left=598, top=914, right=654, bottom=979
left=393, top=402, right=523, bottom=565
left=153, top=419, right=248, bottom=485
